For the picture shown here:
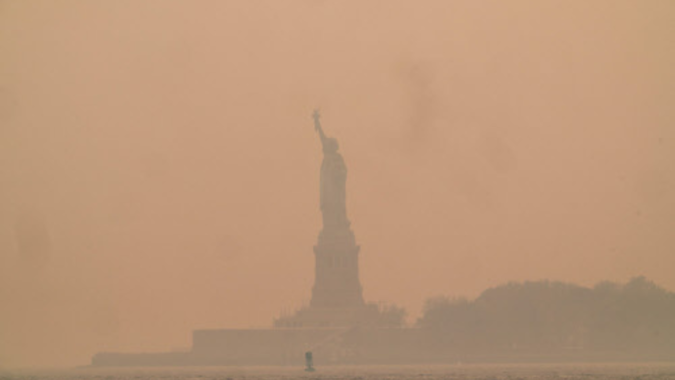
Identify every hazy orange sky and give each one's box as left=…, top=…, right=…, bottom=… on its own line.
left=1, top=0, right=673, bottom=367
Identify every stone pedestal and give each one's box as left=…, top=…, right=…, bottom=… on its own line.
left=310, top=226, right=364, bottom=308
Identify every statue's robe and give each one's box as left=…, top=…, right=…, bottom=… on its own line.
left=320, top=151, right=348, bottom=229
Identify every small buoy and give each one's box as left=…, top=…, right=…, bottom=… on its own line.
left=305, top=351, right=315, bottom=372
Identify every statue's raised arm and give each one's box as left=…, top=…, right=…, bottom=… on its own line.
left=311, top=108, right=348, bottom=230
left=313, top=109, right=327, bottom=146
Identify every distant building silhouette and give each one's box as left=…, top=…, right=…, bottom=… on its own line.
left=91, top=112, right=675, bottom=367
left=273, top=110, right=375, bottom=328
left=311, top=108, right=364, bottom=309
left=93, top=111, right=411, bottom=366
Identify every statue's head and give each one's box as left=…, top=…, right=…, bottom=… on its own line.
left=323, top=138, right=339, bottom=153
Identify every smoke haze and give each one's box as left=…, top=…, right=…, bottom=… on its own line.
left=1, top=0, right=674, bottom=367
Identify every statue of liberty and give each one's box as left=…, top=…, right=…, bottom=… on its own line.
left=313, top=109, right=349, bottom=230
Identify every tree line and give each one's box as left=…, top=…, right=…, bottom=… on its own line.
left=418, top=276, right=675, bottom=355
